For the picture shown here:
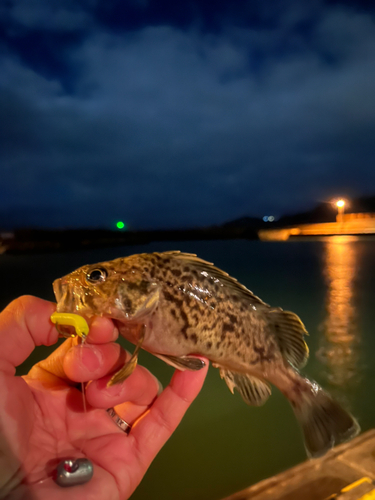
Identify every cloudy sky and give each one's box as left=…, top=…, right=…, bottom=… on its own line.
left=1, top=0, right=375, bottom=229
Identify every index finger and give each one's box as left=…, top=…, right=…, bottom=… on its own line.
left=0, top=296, right=58, bottom=372
left=85, top=317, right=119, bottom=344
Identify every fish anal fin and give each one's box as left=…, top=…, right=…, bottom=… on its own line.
left=219, top=368, right=236, bottom=394
left=268, top=308, right=309, bottom=369
left=220, top=369, right=271, bottom=406
left=155, top=353, right=206, bottom=371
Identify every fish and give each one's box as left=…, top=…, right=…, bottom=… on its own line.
left=53, top=251, right=360, bottom=457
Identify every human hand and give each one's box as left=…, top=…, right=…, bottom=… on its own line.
left=0, top=296, right=208, bottom=500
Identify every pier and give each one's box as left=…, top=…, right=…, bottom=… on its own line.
left=224, top=430, right=375, bottom=500
left=259, top=213, right=375, bottom=241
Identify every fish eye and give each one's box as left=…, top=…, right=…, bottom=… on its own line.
left=86, top=267, right=108, bottom=284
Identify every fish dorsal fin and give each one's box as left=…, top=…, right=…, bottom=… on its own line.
left=155, top=251, right=266, bottom=307
left=219, top=368, right=271, bottom=406
left=267, top=308, right=309, bottom=369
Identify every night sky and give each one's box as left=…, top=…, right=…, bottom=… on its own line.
left=1, top=0, right=375, bottom=230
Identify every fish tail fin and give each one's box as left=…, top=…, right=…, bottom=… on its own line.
left=292, top=382, right=360, bottom=458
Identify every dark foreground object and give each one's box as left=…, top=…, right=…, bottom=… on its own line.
left=223, top=429, right=375, bottom=500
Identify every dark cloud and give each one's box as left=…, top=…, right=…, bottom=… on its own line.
left=1, top=1, right=375, bottom=229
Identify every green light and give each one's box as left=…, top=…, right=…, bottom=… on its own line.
left=116, top=221, right=125, bottom=230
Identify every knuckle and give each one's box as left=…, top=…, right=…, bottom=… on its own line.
left=151, top=405, right=175, bottom=435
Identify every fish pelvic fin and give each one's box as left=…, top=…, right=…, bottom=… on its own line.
left=219, top=369, right=271, bottom=406
left=155, top=354, right=206, bottom=371
left=267, top=308, right=309, bottom=369
left=292, top=380, right=360, bottom=458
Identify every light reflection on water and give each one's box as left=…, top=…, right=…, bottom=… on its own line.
left=317, top=236, right=360, bottom=390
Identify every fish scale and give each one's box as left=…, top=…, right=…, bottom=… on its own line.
left=53, top=250, right=360, bottom=458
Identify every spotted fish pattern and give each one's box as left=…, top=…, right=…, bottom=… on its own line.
left=53, top=251, right=360, bottom=458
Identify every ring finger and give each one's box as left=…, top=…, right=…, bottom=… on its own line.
left=108, top=401, right=149, bottom=431
left=85, top=364, right=163, bottom=427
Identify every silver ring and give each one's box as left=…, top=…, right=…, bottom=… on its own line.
left=106, top=408, right=132, bottom=434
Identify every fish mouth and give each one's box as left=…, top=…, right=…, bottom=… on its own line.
left=52, top=278, right=128, bottom=323
left=53, top=278, right=92, bottom=317
left=53, top=278, right=65, bottom=305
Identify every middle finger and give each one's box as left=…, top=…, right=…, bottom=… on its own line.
left=85, top=365, right=162, bottom=409
left=63, top=342, right=127, bottom=382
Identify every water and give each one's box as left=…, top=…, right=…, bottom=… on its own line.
left=1, top=237, right=375, bottom=499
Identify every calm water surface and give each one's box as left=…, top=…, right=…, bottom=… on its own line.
left=1, top=237, right=375, bottom=500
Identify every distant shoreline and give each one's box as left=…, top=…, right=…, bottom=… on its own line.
left=3, top=204, right=375, bottom=255
left=2, top=226, right=375, bottom=255
left=0, top=226, right=260, bottom=255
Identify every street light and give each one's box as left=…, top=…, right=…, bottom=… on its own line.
left=335, top=199, right=346, bottom=222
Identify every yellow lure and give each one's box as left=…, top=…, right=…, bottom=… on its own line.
left=50, top=312, right=89, bottom=338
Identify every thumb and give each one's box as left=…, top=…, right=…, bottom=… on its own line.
left=0, top=296, right=58, bottom=373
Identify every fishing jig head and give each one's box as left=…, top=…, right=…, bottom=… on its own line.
left=50, top=312, right=89, bottom=339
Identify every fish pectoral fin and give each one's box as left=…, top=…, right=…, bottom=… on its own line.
left=267, top=308, right=309, bottom=369
left=107, top=356, right=139, bottom=386
left=219, top=369, right=271, bottom=406
left=107, top=325, right=145, bottom=386
left=155, top=354, right=206, bottom=371
left=131, top=287, right=160, bottom=320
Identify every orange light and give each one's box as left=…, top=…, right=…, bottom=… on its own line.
left=336, top=199, right=345, bottom=208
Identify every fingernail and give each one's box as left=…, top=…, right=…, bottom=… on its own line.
left=80, top=346, right=102, bottom=372
left=91, top=317, right=118, bottom=341
left=103, top=382, right=124, bottom=396
left=149, top=372, right=163, bottom=395
left=155, top=377, right=163, bottom=395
